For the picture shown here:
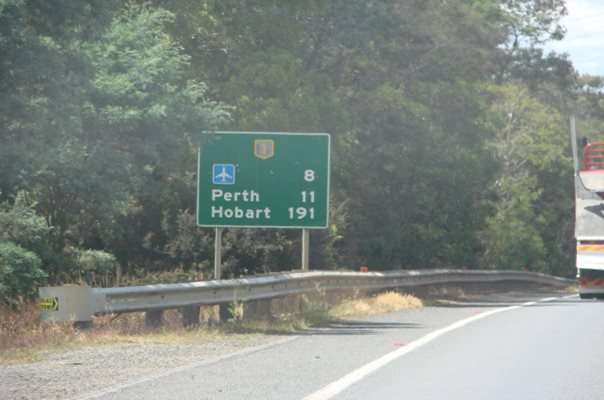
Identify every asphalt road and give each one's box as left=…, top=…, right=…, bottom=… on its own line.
left=80, top=292, right=604, bottom=400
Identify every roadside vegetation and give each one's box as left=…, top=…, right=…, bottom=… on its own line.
left=1, top=291, right=421, bottom=365
left=1, top=1, right=602, bottom=329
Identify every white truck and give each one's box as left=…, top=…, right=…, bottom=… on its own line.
left=571, top=117, right=604, bottom=299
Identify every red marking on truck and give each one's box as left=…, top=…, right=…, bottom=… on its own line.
left=579, top=278, right=604, bottom=288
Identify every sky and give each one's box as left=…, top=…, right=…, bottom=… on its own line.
left=546, top=0, right=604, bottom=76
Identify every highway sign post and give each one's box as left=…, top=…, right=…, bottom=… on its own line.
left=197, top=131, right=330, bottom=275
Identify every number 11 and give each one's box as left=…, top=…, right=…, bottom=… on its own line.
left=301, top=191, right=315, bottom=203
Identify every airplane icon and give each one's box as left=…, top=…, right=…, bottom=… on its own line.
left=215, top=167, right=232, bottom=182
left=212, top=164, right=235, bottom=185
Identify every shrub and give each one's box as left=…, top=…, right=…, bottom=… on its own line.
left=0, top=241, right=47, bottom=307
left=66, top=248, right=117, bottom=286
left=120, top=268, right=205, bottom=286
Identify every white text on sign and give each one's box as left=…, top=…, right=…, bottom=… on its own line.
left=212, top=189, right=260, bottom=202
left=211, top=206, right=271, bottom=219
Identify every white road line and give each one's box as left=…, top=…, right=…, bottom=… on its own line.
left=303, top=295, right=573, bottom=400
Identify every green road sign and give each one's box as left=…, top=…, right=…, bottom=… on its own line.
left=197, top=132, right=330, bottom=228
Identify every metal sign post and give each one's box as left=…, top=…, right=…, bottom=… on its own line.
left=301, top=229, right=309, bottom=271
left=214, top=227, right=223, bottom=280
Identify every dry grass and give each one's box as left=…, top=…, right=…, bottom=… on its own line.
left=0, top=304, right=227, bottom=365
left=1, top=292, right=423, bottom=365
left=0, top=303, right=79, bottom=364
left=330, top=291, right=423, bottom=318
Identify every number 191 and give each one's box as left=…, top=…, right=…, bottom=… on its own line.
left=288, top=207, right=315, bottom=220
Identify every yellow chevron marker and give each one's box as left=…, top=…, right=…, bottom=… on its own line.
left=40, top=296, right=59, bottom=311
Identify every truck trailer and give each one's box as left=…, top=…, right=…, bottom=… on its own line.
left=571, top=117, right=604, bottom=298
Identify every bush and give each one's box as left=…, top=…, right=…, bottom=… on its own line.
left=0, top=241, right=47, bottom=307
left=66, top=248, right=117, bottom=286
left=0, top=191, right=49, bottom=249
left=120, top=268, right=205, bottom=286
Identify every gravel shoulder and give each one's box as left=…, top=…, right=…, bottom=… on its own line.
left=2, top=333, right=290, bottom=400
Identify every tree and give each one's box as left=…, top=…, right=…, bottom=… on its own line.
left=0, top=2, right=227, bottom=282
left=0, top=0, right=586, bottom=291
left=481, top=83, right=572, bottom=273
left=153, top=0, right=573, bottom=271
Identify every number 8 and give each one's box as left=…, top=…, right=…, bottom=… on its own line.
left=304, top=170, right=316, bottom=182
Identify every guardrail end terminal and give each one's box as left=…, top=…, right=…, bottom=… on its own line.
left=39, top=285, right=98, bottom=325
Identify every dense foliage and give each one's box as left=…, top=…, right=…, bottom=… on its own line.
left=2, top=0, right=603, bottom=304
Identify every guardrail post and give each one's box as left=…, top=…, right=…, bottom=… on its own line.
left=218, top=303, right=231, bottom=321
left=146, top=310, right=163, bottom=328
left=74, top=320, right=93, bottom=330
left=243, top=299, right=272, bottom=320
left=182, top=306, right=200, bottom=327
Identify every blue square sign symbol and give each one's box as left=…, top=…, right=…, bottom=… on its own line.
left=212, top=164, right=235, bottom=185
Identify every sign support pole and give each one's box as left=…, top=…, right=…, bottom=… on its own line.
left=214, top=227, right=223, bottom=280
left=301, top=229, right=309, bottom=271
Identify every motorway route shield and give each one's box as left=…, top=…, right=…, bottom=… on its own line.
left=197, top=132, right=330, bottom=228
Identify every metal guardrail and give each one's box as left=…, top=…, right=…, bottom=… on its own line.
left=39, top=269, right=574, bottom=323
